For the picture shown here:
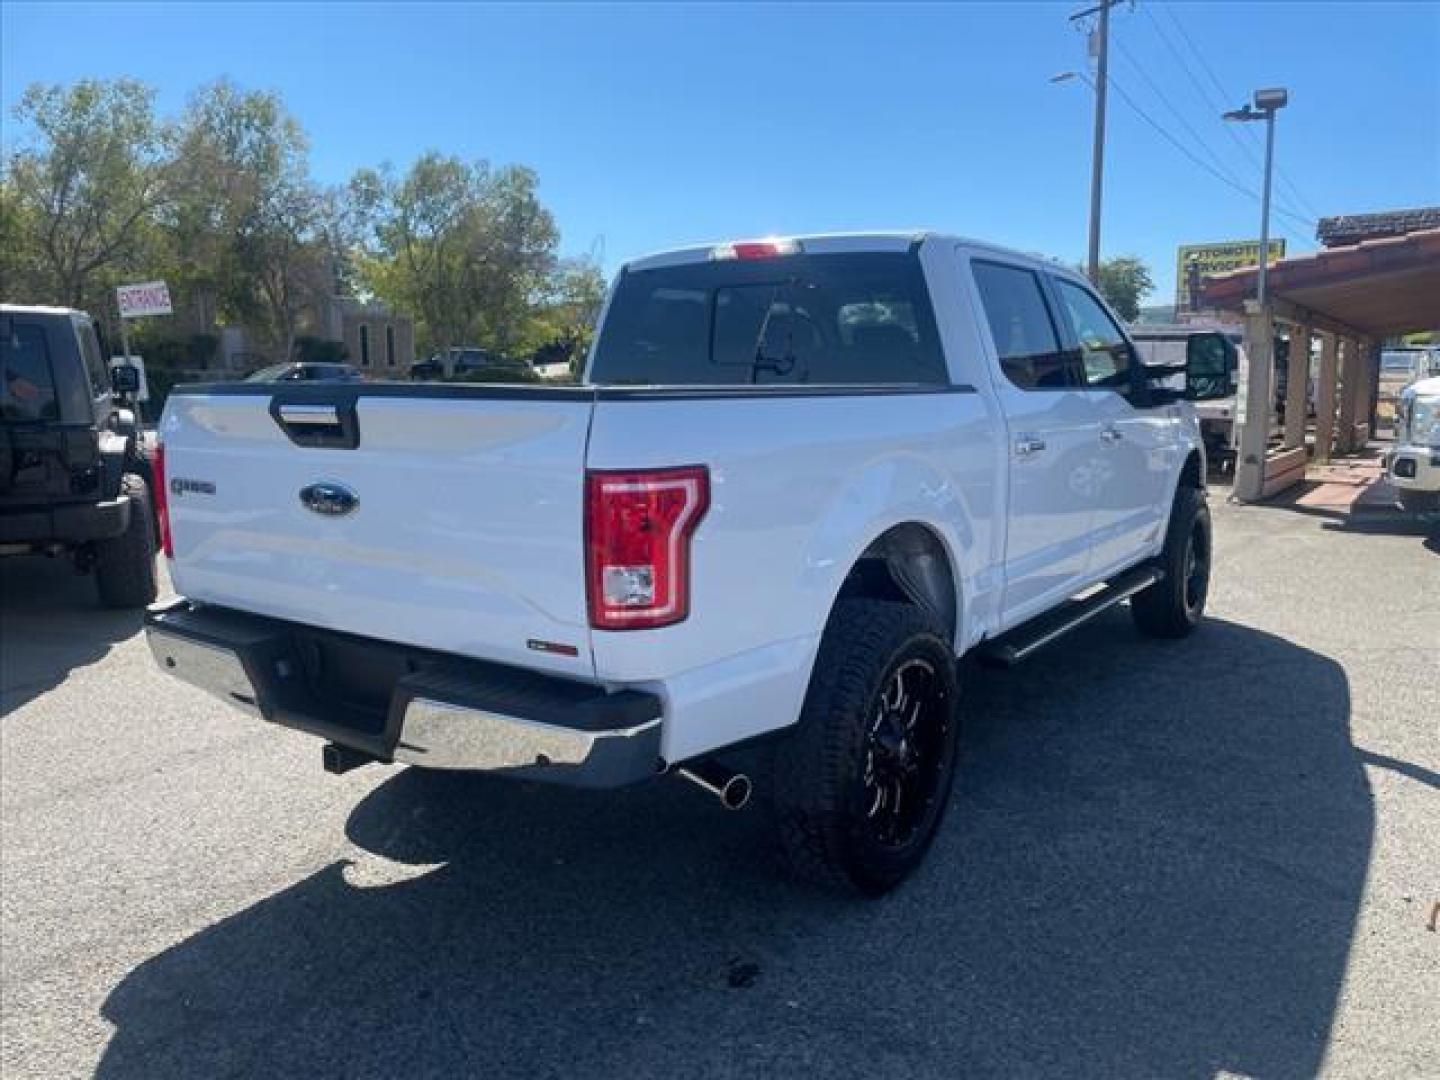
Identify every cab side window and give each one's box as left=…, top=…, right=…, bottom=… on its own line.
left=77, top=319, right=110, bottom=399
left=972, top=261, right=1073, bottom=390
left=1053, top=278, right=1133, bottom=391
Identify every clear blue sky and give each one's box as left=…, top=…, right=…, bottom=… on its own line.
left=3, top=2, right=1437, bottom=306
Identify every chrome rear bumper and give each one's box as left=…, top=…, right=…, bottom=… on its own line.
left=145, top=600, right=663, bottom=788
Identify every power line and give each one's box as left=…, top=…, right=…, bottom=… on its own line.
left=1099, top=69, right=1317, bottom=243
left=1159, top=3, right=1322, bottom=220
left=1154, top=2, right=1325, bottom=223
left=1144, top=5, right=1260, bottom=163
left=1111, top=34, right=1252, bottom=192
left=1159, top=2, right=1233, bottom=105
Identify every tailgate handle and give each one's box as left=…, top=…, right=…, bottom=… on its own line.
left=278, top=404, right=340, bottom=426
left=269, top=396, right=361, bottom=449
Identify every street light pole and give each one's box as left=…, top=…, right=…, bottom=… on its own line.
left=1256, top=106, right=1277, bottom=307
left=1223, top=87, right=1288, bottom=305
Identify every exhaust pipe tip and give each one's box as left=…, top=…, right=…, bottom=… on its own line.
left=677, top=763, right=752, bottom=811
left=718, top=773, right=752, bottom=811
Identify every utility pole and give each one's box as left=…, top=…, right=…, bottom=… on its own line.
left=1069, top=0, right=1120, bottom=284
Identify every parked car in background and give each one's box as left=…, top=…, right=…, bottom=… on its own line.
left=145, top=232, right=1229, bottom=894
left=410, top=347, right=533, bottom=381
left=244, top=362, right=365, bottom=383
left=1, top=304, right=157, bottom=607
left=1386, top=375, right=1440, bottom=513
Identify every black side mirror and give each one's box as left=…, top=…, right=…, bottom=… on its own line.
left=110, top=364, right=141, bottom=395
left=1185, top=332, right=1233, bottom=402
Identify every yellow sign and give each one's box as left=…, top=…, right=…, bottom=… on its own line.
left=1175, top=240, right=1286, bottom=311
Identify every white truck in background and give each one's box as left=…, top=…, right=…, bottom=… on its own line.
left=145, top=233, right=1227, bottom=894
left=1386, top=375, right=1440, bottom=513
left=1130, top=322, right=1242, bottom=471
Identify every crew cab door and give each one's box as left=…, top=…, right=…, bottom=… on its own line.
left=968, top=258, right=1101, bottom=626
left=1047, top=275, right=1177, bottom=576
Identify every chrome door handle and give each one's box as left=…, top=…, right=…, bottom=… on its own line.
left=278, top=404, right=340, bottom=425
left=1100, top=427, right=1124, bottom=444
left=1014, top=435, right=1047, bottom=458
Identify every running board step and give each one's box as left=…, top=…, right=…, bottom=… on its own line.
left=978, top=565, right=1163, bottom=667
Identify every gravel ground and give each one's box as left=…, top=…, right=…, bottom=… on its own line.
left=2, top=495, right=1436, bottom=1079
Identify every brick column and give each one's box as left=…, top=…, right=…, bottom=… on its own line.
left=1353, top=338, right=1375, bottom=444
left=1284, top=324, right=1311, bottom=451
left=1337, top=337, right=1361, bottom=453
left=1234, top=304, right=1276, bottom=501
left=1314, top=332, right=1339, bottom=464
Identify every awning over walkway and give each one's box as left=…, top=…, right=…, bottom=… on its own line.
left=1201, top=227, right=1440, bottom=336
left=1196, top=225, right=1439, bottom=501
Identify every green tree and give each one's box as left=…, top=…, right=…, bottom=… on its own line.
left=518, top=257, right=608, bottom=369
left=0, top=172, right=39, bottom=301
left=1083, top=256, right=1155, bottom=323
left=350, top=153, right=558, bottom=355
left=166, top=80, right=336, bottom=359
left=5, top=80, right=174, bottom=315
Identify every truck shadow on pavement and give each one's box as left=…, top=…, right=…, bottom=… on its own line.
left=0, top=556, right=142, bottom=715
left=96, top=613, right=1368, bottom=1080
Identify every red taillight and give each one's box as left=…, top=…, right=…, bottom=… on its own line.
left=585, top=466, right=709, bottom=630
left=711, top=238, right=802, bottom=261
left=152, top=443, right=173, bottom=558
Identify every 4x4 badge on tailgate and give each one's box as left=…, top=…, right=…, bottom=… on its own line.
left=299, top=481, right=359, bottom=517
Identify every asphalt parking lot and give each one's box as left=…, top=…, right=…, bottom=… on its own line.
left=2, top=495, right=1437, bottom=1079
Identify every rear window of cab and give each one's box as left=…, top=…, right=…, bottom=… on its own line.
left=590, top=252, right=948, bottom=386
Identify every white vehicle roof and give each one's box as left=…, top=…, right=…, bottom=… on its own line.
left=622, top=231, right=1077, bottom=280
left=0, top=303, right=86, bottom=316
left=1402, top=375, right=1440, bottom=400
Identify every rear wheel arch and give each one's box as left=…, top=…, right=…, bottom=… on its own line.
left=833, top=522, right=960, bottom=649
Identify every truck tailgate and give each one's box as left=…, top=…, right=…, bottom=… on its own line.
left=161, top=384, right=597, bottom=677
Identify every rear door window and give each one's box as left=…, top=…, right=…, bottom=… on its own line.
left=590, top=252, right=947, bottom=386
left=971, top=261, right=1075, bottom=390
left=2, top=322, right=60, bottom=421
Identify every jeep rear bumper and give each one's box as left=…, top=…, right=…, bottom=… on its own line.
left=0, top=494, right=131, bottom=547
left=144, top=599, right=664, bottom=788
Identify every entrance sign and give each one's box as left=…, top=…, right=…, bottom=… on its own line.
left=116, top=281, right=173, bottom=319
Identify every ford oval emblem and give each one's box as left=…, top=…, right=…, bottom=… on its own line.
left=299, top=481, right=358, bottom=517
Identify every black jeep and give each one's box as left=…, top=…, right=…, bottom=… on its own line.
left=1, top=305, right=158, bottom=607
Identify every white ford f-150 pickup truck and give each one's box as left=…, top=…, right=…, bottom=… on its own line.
left=146, top=233, right=1226, bottom=894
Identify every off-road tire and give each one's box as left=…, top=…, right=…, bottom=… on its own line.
left=772, top=599, right=960, bottom=896
left=1131, top=485, right=1210, bottom=639
left=95, top=473, right=158, bottom=609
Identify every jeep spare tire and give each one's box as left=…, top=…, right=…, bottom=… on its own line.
left=95, top=473, right=158, bottom=609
